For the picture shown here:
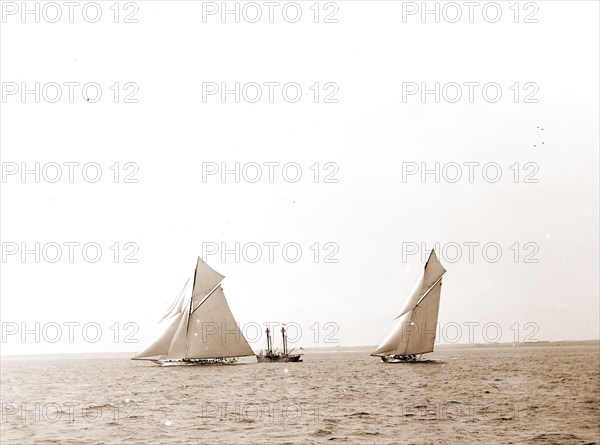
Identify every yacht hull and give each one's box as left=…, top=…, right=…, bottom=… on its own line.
left=151, top=358, right=239, bottom=366
left=256, top=354, right=302, bottom=363
left=380, top=355, right=435, bottom=363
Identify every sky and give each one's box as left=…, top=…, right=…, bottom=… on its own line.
left=1, top=1, right=598, bottom=355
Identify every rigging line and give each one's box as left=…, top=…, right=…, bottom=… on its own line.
left=184, top=261, right=200, bottom=356
left=395, top=275, right=444, bottom=320
left=190, top=279, right=225, bottom=316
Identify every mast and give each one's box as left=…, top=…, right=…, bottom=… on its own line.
left=281, top=326, right=287, bottom=355
left=184, top=260, right=199, bottom=358
left=266, top=327, right=272, bottom=354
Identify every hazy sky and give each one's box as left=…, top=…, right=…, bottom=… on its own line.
left=1, top=1, right=598, bottom=355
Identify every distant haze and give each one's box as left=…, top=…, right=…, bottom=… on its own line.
left=1, top=2, right=598, bottom=355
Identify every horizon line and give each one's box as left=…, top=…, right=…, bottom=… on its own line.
left=2, top=338, right=599, bottom=358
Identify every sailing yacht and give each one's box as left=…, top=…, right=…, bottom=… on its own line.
left=132, top=257, right=255, bottom=366
left=371, top=249, right=446, bottom=363
left=256, top=325, right=303, bottom=363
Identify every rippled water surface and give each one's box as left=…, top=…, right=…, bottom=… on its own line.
left=2, top=344, right=599, bottom=444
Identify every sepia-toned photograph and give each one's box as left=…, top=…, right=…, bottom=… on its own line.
left=1, top=1, right=599, bottom=444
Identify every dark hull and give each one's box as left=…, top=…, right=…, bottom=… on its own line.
left=380, top=355, right=435, bottom=364
left=256, top=354, right=302, bottom=363
left=151, top=358, right=239, bottom=366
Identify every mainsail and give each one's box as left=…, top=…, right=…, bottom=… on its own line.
left=132, top=257, right=254, bottom=361
left=372, top=249, right=446, bottom=357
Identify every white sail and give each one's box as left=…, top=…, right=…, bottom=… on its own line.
left=372, top=312, right=412, bottom=356
left=131, top=311, right=186, bottom=360
left=160, top=278, right=191, bottom=322
left=161, top=302, right=191, bottom=359
left=394, top=271, right=425, bottom=320
left=373, top=249, right=446, bottom=357
left=132, top=279, right=191, bottom=360
left=395, top=249, right=445, bottom=319
left=421, top=249, right=446, bottom=292
left=191, top=257, right=225, bottom=305
left=133, top=257, right=253, bottom=362
left=393, top=281, right=442, bottom=355
left=185, top=285, right=254, bottom=359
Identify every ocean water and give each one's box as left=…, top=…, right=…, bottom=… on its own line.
left=1, top=344, right=599, bottom=444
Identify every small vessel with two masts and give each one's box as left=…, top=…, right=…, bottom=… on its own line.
left=256, top=325, right=303, bottom=363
